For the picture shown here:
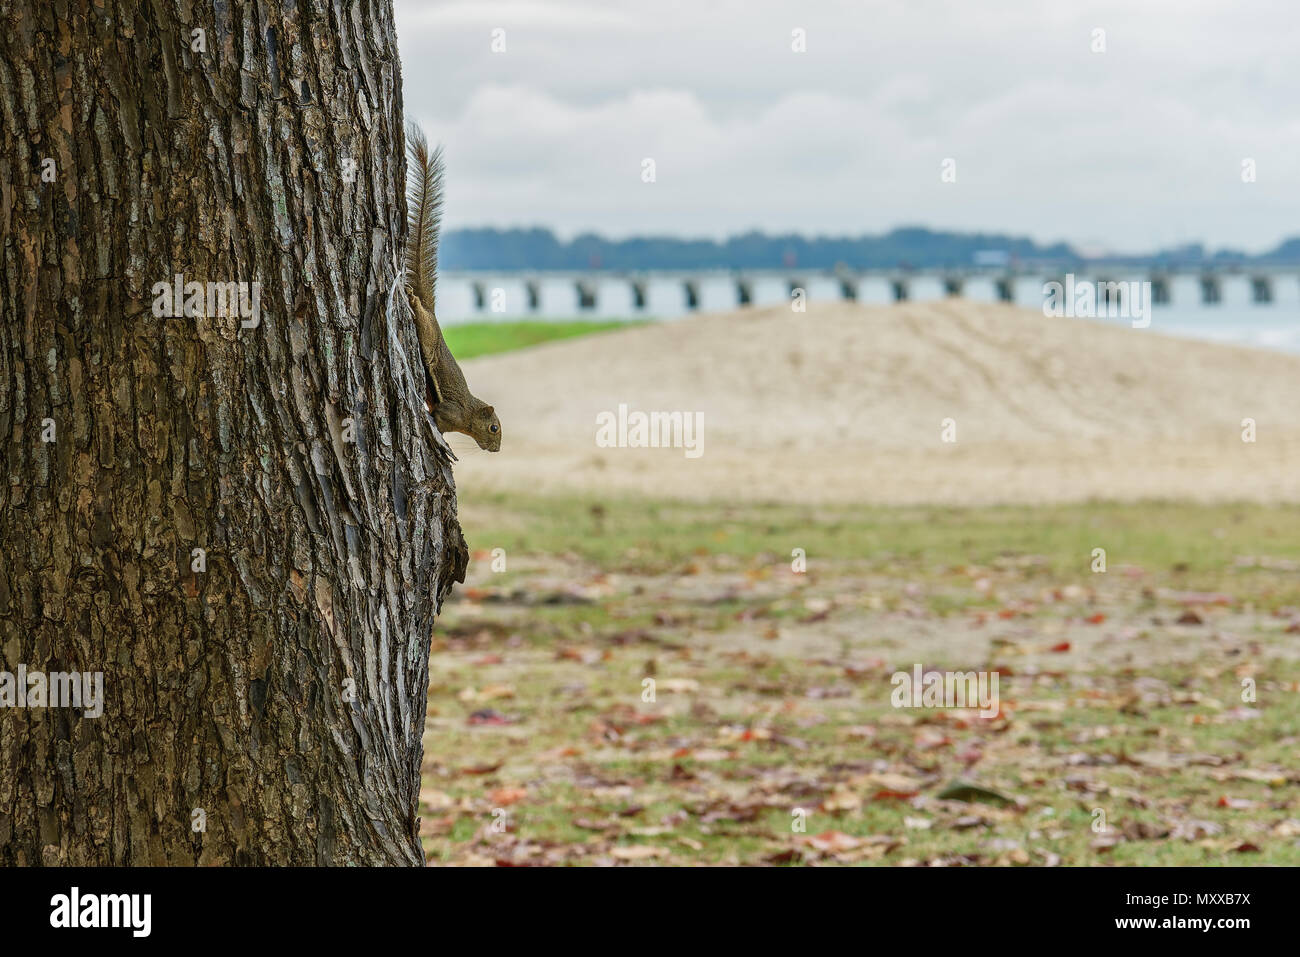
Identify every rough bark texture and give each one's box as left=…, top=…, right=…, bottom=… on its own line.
left=0, top=0, right=467, bottom=864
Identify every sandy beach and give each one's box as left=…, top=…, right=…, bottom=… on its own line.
left=446, top=300, right=1300, bottom=505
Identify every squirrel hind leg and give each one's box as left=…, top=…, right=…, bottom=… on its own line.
left=423, top=368, right=442, bottom=410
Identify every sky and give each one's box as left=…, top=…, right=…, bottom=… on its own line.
left=394, top=0, right=1300, bottom=254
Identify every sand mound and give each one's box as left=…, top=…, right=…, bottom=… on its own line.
left=446, top=301, right=1300, bottom=505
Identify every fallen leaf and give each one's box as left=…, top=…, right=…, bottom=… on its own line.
left=936, top=779, right=1018, bottom=807
left=660, top=678, right=700, bottom=694
left=418, top=788, right=454, bottom=810
left=801, top=831, right=862, bottom=853
left=1233, top=768, right=1288, bottom=787
left=856, top=772, right=925, bottom=793
left=611, top=845, right=669, bottom=860
left=459, top=761, right=504, bottom=776
left=419, top=815, right=456, bottom=836
left=488, top=787, right=527, bottom=807
left=1217, top=796, right=1257, bottom=810
left=822, top=789, right=862, bottom=813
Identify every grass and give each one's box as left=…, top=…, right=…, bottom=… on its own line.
left=420, top=493, right=1300, bottom=866
left=460, top=492, right=1300, bottom=592
left=442, top=319, right=644, bottom=359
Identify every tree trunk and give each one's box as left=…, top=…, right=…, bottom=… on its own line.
left=0, top=0, right=466, bottom=864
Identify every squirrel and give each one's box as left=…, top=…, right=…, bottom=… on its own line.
left=405, top=123, right=501, bottom=452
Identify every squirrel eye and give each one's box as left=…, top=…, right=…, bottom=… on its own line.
left=490, top=424, right=498, bottom=433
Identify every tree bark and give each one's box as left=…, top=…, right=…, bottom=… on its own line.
left=0, top=0, right=466, bottom=864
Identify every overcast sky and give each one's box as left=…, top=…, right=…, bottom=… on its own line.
left=394, top=0, right=1300, bottom=253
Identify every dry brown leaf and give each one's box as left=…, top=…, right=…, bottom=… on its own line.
left=611, top=845, right=669, bottom=860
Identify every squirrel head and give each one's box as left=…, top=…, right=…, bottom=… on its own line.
left=470, top=404, right=501, bottom=452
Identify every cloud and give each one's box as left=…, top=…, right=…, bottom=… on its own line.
left=399, top=0, right=637, bottom=29
left=396, top=0, right=1300, bottom=251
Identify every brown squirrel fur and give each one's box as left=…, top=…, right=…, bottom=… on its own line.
left=406, top=124, right=500, bottom=452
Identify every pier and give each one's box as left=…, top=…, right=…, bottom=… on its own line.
left=440, top=265, right=1300, bottom=319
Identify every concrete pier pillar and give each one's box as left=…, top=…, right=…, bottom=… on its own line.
left=1151, top=276, right=1170, bottom=305
left=1097, top=278, right=1121, bottom=313
left=683, top=280, right=700, bottom=311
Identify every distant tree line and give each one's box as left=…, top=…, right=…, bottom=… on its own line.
left=439, top=227, right=1300, bottom=271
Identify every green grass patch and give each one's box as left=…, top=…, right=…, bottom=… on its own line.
left=460, top=490, right=1300, bottom=585
left=443, top=319, right=643, bottom=359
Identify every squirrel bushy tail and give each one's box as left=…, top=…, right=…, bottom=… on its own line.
left=402, top=123, right=502, bottom=452
left=405, top=122, right=445, bottom=312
